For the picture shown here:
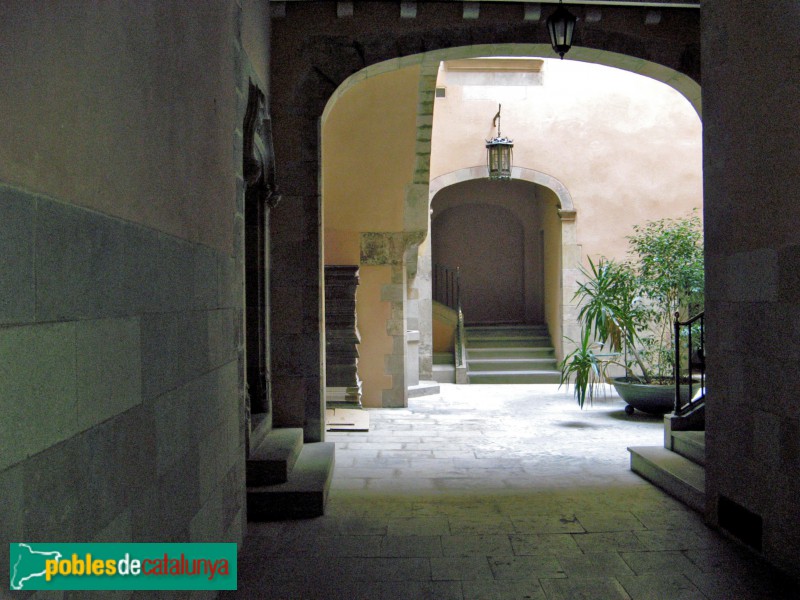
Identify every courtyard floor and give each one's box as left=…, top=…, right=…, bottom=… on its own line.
left=229, top=383, right=800, bottom=599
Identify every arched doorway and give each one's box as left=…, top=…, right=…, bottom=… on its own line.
left=428, top=167, right=578, bottom=366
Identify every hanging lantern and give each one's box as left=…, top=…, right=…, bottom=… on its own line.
left=486, top=104, right=513, bottom=180
left=547, top=1, right=578, bottom=59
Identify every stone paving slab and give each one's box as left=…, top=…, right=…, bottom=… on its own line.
left=231, top=384, right=800, bottom=599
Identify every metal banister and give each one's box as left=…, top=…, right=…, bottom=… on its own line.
left=674, top=310, right=705, bottom=415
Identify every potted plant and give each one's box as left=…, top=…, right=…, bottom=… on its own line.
left=559, top=256, right=638, bottom=409
left=560, top=213, right=704, bottom=413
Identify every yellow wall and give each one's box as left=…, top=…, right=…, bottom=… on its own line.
left=323, top=65, right=421, bottom=235
left=0, top=1, right=238, bottom=254
left=541, top=188, right=564, bottom=358
left=323, top=65, right=421, bottom=406
left=432, top=302, right=457, bottom=353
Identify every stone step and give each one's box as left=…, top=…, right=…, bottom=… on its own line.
left=466, top=333, right=551, bottom=341
left=467, top=347, right=555, bottom=359
left=248, top=442, right=335, bottom=521
left=432, top=364, right=456, bottom=384
left=246, top=427, right=304, bottom=487
left=467, top=357, right=559, bottom=371
left=408, top=380, right=441, bottom=398
left=628, top=445, right=705, bottom=513
left=249, top=412, right=271, bottom=450
left=468, top=370, right=562, bottom=384
left=465, top=324, right=559, bottom=384
left=466, top=337, right=553, bottom=348
left=670, top=430, right=706, bottom=466
left=466, top=325, right=549, bottom=335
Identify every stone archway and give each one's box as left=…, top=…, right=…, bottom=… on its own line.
left=270, top=2, right=700, bottom=420
left=427, top=167, right=579, bottom=367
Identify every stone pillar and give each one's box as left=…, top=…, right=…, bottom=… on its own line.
left=324, top=265, right=362, bottom=407
left=559, top=208, right=581, bottom=362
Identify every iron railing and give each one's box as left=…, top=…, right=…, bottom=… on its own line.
left=433, top=263, right=468, bottom=379
left=674, top=310, right=705, bottom=415
left=433, top=263, right=461, bottom=311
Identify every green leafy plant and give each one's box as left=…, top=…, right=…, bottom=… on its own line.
left=560, top=213, right=704, bottom=406
left=559, top=327, right=606, bottom=409
left=574, top=257, right=635, bottom=353
left=626, top=213, right=704, bottom=382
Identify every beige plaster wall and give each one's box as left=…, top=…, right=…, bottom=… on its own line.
left=0, top=1, right=238, bottom=254
left=325, top=230, right=361, bottom=264
left=323, top=65, right=421, bottom=407
left=430, top=58, right=703, bottom=264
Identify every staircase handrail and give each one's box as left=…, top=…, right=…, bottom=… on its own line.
left=674, top=310, right=705, bottom=415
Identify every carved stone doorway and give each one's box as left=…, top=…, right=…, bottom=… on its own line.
left=243, top=80, right=280, bottom=437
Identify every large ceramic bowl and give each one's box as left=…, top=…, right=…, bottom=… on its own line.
left=611, top=376, right=690, bottom=415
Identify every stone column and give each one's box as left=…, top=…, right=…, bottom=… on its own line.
left=559, top=208, right=581, bottom=362
left=324, top=265, right=362, bottom=407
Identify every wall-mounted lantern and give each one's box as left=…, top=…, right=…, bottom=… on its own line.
left=486, top=104, right=513, bottom=180
left=546, top=1, right=578, bottom=59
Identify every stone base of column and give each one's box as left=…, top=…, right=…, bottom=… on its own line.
left=325, top=380, right=363, bottom=408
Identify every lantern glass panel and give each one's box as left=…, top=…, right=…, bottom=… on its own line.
left=547, top=4, right=577, bottom=58
left=487, top=142, right=513, bottom=179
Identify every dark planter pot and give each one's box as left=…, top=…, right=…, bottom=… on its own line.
left=611, top=376, right=687, bottom=415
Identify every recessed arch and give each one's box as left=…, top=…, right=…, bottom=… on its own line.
left=429, top=165, right=575, bottom=214
left=429, top=168, right=580, bottom=361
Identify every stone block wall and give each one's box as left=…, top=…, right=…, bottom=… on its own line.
left=702, top=0, right=800, bottom=580
left=0, top=185, right=245, bottom=590
left=0, top=3, right=273, bottom=594
left=361, top=234, right=410, bottom=408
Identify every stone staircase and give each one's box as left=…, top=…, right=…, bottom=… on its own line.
left=628, top=429, right=705, bottom=512
left=465, top=324, right=561, bottom=384
left=246, top=419, right=335, bottom=521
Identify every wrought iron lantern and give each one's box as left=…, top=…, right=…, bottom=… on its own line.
left=546, top=0, right=578, bottom=59
left=486, top=104, right=513, bottom=180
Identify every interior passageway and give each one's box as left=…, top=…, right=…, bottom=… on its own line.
left=229, top=385, right=799, bottom=599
